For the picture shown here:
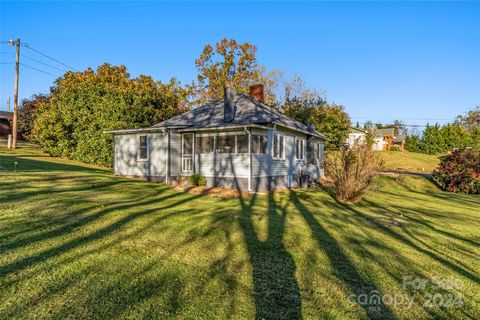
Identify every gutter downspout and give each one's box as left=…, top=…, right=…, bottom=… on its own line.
left=245, top=126, right=252, bottom=192
left=165, top=129, right=169, bottom=184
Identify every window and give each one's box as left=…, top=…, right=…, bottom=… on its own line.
left=252, top=135, right=268, bottom=154
left=216, top=135, right=236, bottom=153
left=273, top=133, right=285, bottom=159
left=138, top=135, right=148, bottom=160
left=295, top=138, right=304, bottom=160
left=236, top=134, right=249, bottom=153
left=196, top=136, right=214, bottom=154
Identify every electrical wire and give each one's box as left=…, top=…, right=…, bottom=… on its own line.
left=22, top=43, right=78, bottom=71
left=20, top=63, right=56, bottom=76
left=21, top=54, right=68, bottom=72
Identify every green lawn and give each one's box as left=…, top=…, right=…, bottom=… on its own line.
left=1, top=144, right=479, bottom=319
left=379, top=151, right=440, bottom=173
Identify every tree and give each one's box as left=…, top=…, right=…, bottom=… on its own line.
left=455, top=106, right=480, bottom=132
left=193, top=38, right=277, bottom=105
left=18, top=93, right=50, bottom=142
left=405, top=135, right=421, bottom=152
left=421, top=124, right=445, bottom=155
left=281, top=95, right=350, bottom=150
left=34, top=63, right=189, bottom=166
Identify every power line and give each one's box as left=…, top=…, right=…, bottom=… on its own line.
left=20, top=63, right=56, bottom=76
left=351, top=117, right=453, bottom=121
left=22, top=43, right=78, bottom=71
left=20, top=53, right=68, bottom=72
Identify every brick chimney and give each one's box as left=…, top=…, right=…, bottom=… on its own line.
left=249, top=84, right=264, bottom=102
left=224, top=84, right=235, bottom=122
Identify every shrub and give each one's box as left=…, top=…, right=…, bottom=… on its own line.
left=390, top=145, right=400, bottom=152
left=433, top=149, right=480, bottom=194
left=33, top=64, right=190, bottom=166
left=325, top=142, right=383, bottom=202
left=189, top=174, right=207, bottom=186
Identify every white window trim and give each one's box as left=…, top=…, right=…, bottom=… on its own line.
left=273, top=133, right=285, bottom=160
left=137, top=134, right=149, bottom=161
left=295, top=138, right=305, bottom=161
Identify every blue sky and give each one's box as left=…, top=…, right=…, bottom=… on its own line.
left=1, top=1, right=479, bottom=129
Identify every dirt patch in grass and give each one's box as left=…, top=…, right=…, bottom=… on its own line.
left=175, top=185, right=244, bottom=198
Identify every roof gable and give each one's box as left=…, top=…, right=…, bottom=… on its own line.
left=152, top=93, right=327, bottom=138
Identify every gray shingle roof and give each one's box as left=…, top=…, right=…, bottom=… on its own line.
left=372, top=128, right=395, bottom=138
left=152, top=93, right=327, bottom=139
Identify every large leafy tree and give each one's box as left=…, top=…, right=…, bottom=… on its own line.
left=281, top=95, right=350, bottom=150
left=18, top=93, right=50, bottom=142
left=34, top=63, right=189, bottom=166
left=194, top=38, right=277, bottom=105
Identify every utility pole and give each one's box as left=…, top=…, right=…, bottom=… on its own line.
left=10, top=38, right=20, bottom=149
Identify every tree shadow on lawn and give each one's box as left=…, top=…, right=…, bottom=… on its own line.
left=289, top=189, right=398, bottom=320
left=0, top=155, right=111, bottom=174
left=322, top=186, right=479, bottom=283
left=0, top=190, right=205, bottom=281
left=236, top=190, right=302, bottom=319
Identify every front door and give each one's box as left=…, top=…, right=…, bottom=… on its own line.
left=182, top=133, right=193, bottom=172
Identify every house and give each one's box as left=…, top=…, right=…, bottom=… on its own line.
left=106, top=85, right=329, bottom=192
left=346, top=127, right=405, bottom=152
left=371, top=128, right=395, bottom=151
left=346, top=127, right=367, bottom=147
left=393, top=135, right=406, bottom=152
left=0, top=111, right=13, bottom=140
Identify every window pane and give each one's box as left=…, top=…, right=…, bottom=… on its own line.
left=139, top=147, right=147, bottom=159
left=139, top=135, right=148, bottom=160
left=196, top=136, right=214, bottom=154
left=252, top=135, right=268, bottom=154
left=140, top=135, right=147, bottom=147
left=273, top=134, right=278, bottom=158
left=216, top=135, right=235, bottom=153
left=259, top=136, right=268, bottom=154
left=183, top=134, right=193, bottom=154
left=252, top=136, right=259, bottom=154
left=237, top=134, right=249, bottom=153
left=279, top=135, right=284, bottom=158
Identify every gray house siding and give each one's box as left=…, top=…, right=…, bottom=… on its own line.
left=251, top=127, right=307, bottom=177
left=113, top=127, right=325, bottom=191
left=114, top=133, right=167, bottom=181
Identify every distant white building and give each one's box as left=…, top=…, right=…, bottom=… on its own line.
left=346, top=127, right=367, bottom=147
left=347, top=127, right=405, bottom=151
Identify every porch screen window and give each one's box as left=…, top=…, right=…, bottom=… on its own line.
left=252, top=135, right=268, bottom=154
left=216, top=135, right=236, bottom=153
left=273, top=133, right=285, bottom=159
left=236, top=134, right=249, bottom=153
left=139, top=135, right=148, bottom=160
left=196, top=136, right=214, bottom=154
left=295, top=139, right=304, bottom=160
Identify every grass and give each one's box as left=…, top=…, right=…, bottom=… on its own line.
left=378, top=151, right=440, bottom=173
left=1, top=144, right=479, bottom=319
